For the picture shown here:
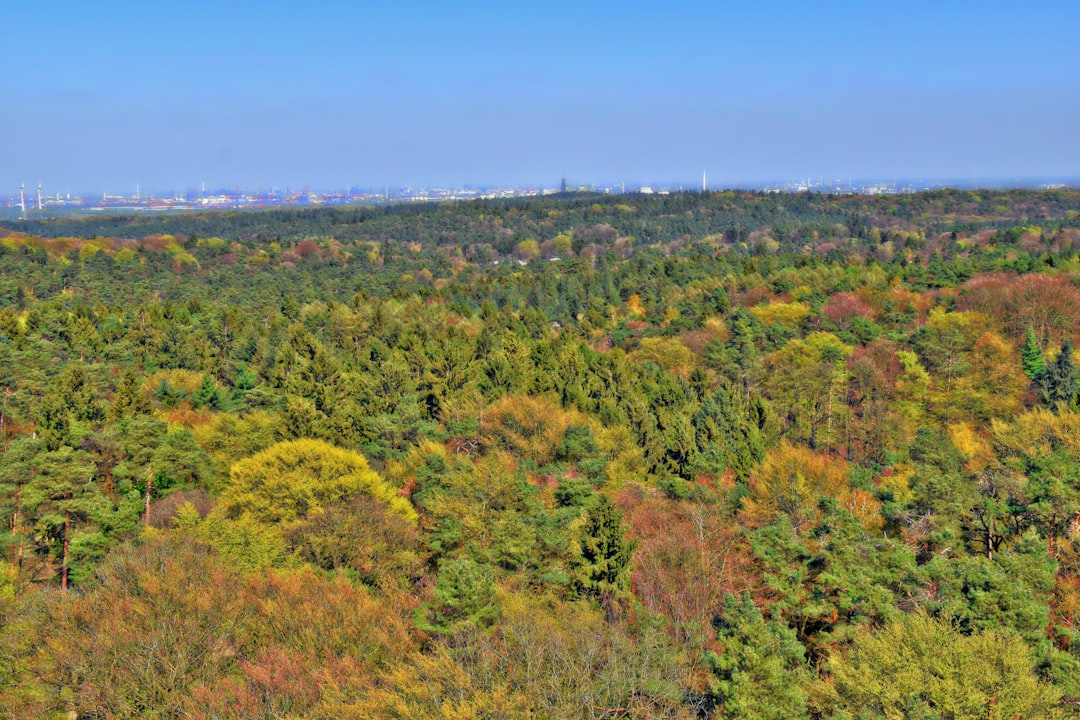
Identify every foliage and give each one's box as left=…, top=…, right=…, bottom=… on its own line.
left=818, top=611, right=1064, bottom=719
left=0, top=189, right=1079, bottom=714
left=416, top=556, right=501, bottom=636
left=219, top=438, right=417, bottom=527
left=571, top=494, right=635, bottom=621
left=707, top=593, right=809, bottom=719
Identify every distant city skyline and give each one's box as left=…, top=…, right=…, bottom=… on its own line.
left=5, top=173, right=1079, bottom=201
left=3, top=1, right=1078, bottom=192
left=5, top=175, right=1077, bottom=221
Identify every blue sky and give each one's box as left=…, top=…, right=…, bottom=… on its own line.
left=3, top=1, right=1078, bottom=193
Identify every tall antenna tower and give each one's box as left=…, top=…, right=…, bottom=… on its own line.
left=37, top=182, right=42, bottom=210
left=18, top=183, right=25, bottom=214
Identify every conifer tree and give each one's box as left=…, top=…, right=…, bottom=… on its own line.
left=416, top=556, right=500, bottom=635
left=1039, top=338, right=1077, bottom=408
left=1021, top=327, right=1047, bottom=380
left=707, top=593, right=809, bottom=720
left=107, top=370, right=150, bottom=422
left=572, top=494, right=634, bottom=622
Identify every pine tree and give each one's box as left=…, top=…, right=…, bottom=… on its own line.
left=572, top=494, right=634, bottom=622
left=1020, top=327, right=1047, bottom=380
left=416, top=556, right=500, bottom=635
left=1039, top=338, right=1077, bottom=408
left=192, top=374, right=221, bottom=410
left=107, top=370, right=150, bottom=422
left=707, top=593, right=809, bottom=720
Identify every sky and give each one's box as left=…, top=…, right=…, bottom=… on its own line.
left=2, top=0, right=1078, bottom=194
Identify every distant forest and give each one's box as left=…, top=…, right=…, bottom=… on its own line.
left=1, top=188, right=1080, bottom=718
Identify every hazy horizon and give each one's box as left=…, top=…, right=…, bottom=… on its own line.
left=4, top=1, right=1078, bottom=194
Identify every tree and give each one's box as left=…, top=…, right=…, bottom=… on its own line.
left=106, top=369, right=150, bottom=422
left=763, top=332, right=851, bottom=450
left=0, top=438, right=44, bottom=583
left=951, top=330, right=1028, bottom=423
left=920, top=531, right=1056, bottom=645
left=911, top=308, right=983, bottom=424
left=33, top=535, right=247, bottom=717
left=191, top=373, right=225, bottom=410
left=112, top=416, right=213, bottom=526
left=515, top=238, right=539, bottom=261
left=480, top=393, right=585, bottom=466
left=707, top=593, right=809, bottom=720
left=820, top=611, right=1064, bottom=719
left=219, top=438, right=416, bottom=528
left=572, top=494, right=634, bottom=622
left=741, top=442, right=881, bottom=533
left=23, top=445, right=104, bottom=590
left=357, top=592, right=691, bottom=719
left=691, top=386, right=768, bottom=480
left=1040, top=339, right=1077, bottom=408
left=416, top=556, right=500, bottom=636
left=750, top=503, right=914, bottom=659
left=1021, top=327, right=1047, bottom=381
left=633, top=336, right=697, bottom=378
left=960, top=273, right=1080, bottom=348
left=286, top=493, right=422, bottom=592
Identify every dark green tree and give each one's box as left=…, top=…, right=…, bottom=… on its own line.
left=571, top=494, right=634, bottom=622
left=1039, top=339, right=1077, bottom=408
left=107, top=370, right=150, bottom=422
left=23, top=446, right=104, bottom=590
left=192, top=374, right=225, bottom=410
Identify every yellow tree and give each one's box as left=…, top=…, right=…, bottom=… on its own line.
left=200, top=439, right=417, bottom=572
left=742, top=442, right=881, bottom=533
left=220, top=438, right=416, bottom=527
left=764, top=332, right=852, bottom=451
left=819, top=611, right=1064, bottom=719
left=911, top=308, right=986, bottom=425
left=952, top=330, right=1028, bottom=424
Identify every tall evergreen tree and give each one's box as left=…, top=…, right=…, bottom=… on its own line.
left=1039, top=338, right=1077, bottom=408
left=572, top=494, right=634, bottom=622
left=1021, top=327, right=1047, bottom=380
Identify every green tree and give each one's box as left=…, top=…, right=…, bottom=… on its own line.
left=107, top=369, right=150, bottom=422
left=23, top=445, right=104, bottom=589
left=416, top=556, right=501, bottom=636
left=571, top=494, right=634, bottom=622
left=692, top=386, right=769, bottom=479
left=707, top=593, right=809, bottom=720
left=1021, top=327, right=1047, bottom=381
left=192, top=373, right=225, bottom=410
left=1039, top=338, right=1077, bottom=408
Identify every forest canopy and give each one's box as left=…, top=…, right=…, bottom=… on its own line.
left=1, top=188, right=1080, bottom=718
